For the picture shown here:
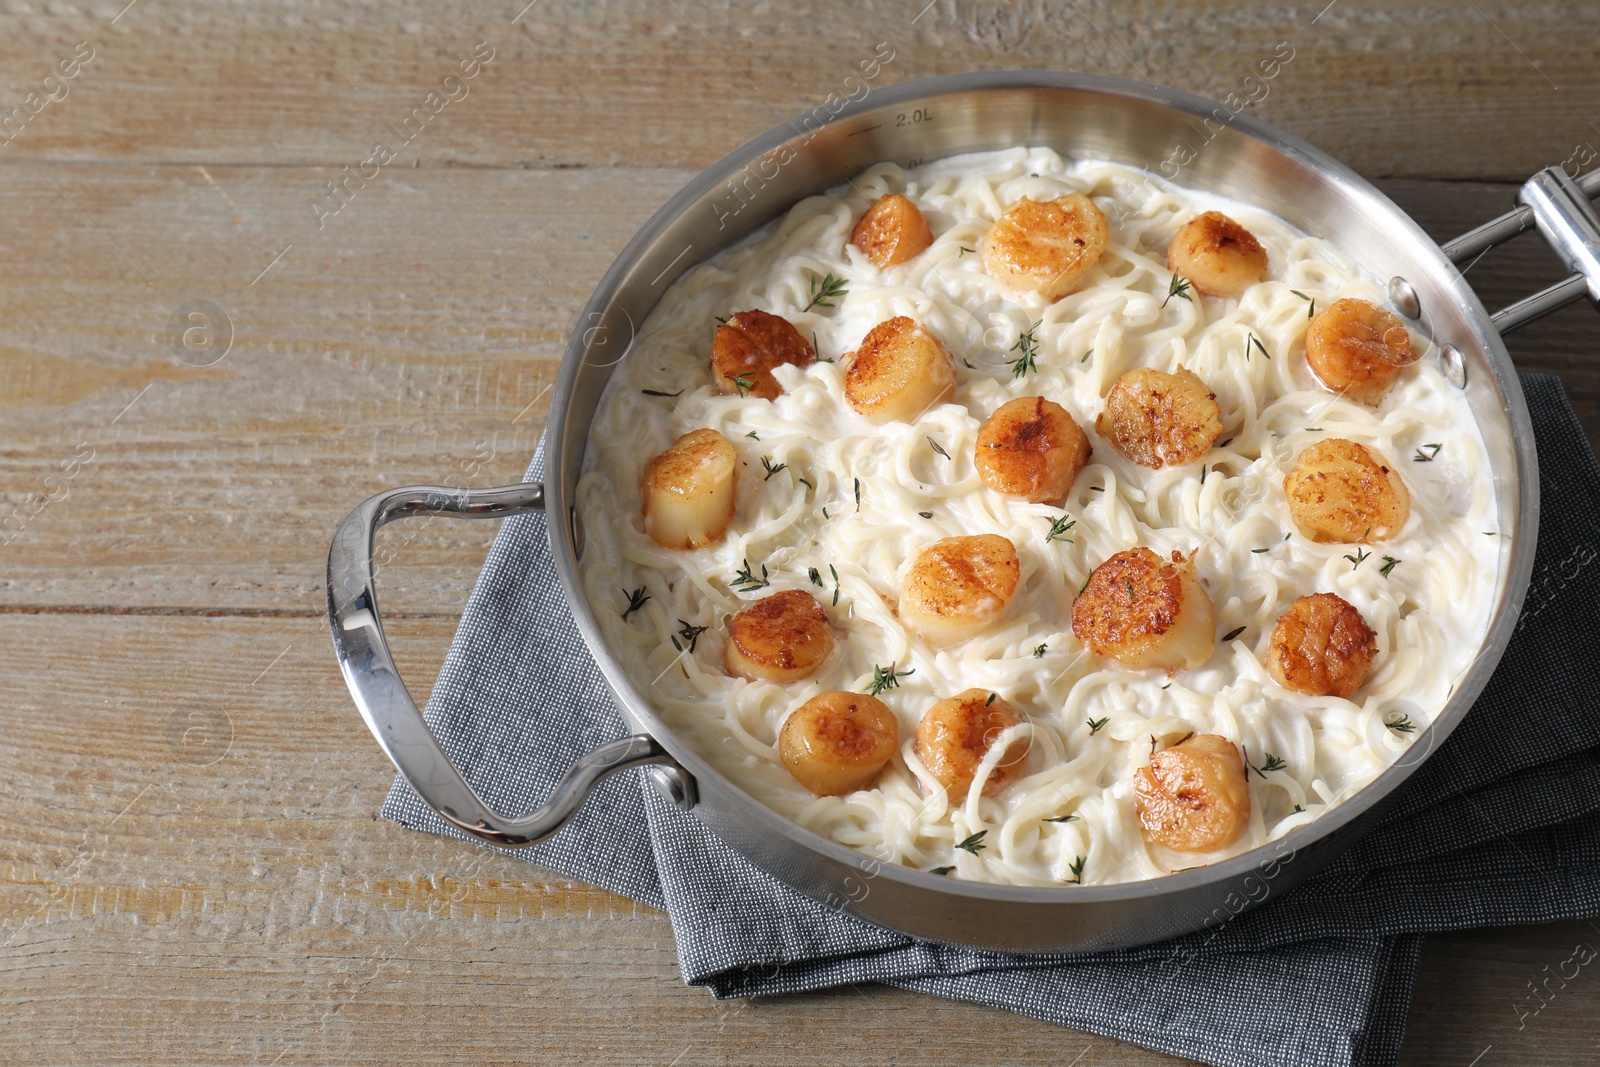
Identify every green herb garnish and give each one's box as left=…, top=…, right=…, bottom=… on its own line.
left=866, top=662, right=913, bottom=696
left=803, top=271, right=849, bottom=312
left=731, top=559, right=770, bottom=592
left=1162, top=274, right=1192, bottom=307
left=1046, top=515, right=1077, bottom=543
left=1221, top=625, right=1247, bottom=642
left=671, top=620, right=709, bottom=653
left=622, top=586, right=650, bottom=618
left=1413, top=443, right=1443, bottom=462
left=956, top=831, right=987, bottom=854
left=641, top=388, right=682, bottom=398
left=761, top=456, right=787, bottom=480
left=1380, top=555, right=1400, bottom=578
left=1087, top=716, right=1109, bottom=735
left=1009, top=319, right=1042, bottom=379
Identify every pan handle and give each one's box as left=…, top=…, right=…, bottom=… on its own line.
left=1441, top=166, right=1600, bottom=334
left=326, top=481, right=692, bottom=848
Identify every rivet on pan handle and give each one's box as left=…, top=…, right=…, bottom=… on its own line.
left=1441, top=166, right=1600, bottom=334
left=325, top=481, right=694, bottom=849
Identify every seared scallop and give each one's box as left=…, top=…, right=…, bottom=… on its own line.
left=778, top=691, right=899, bottom=797
left=975, top=396, right=1092, bottom=503
left=851, top=193, right=934, bottom=269
left=724, top=589, right=835, bottom=684
left=1268, top=592, right=1378, bottom=698
left=900, top=534, right=1020, bottom=648
left=641, top=428, right=738, bottom=550
left=914, top=689, right=1030, bottom=803
left=1071, top=547, right=1215, bottom=672
left=1095, top=367, right=1224, bottom=469
left=1304, top=298, right=1416, bottom=405
left=1132, top=733, right=1251, bottom=853
left=982, top=194, right=1110, bottom=301
left=844, top=315, right=957, bottom=424
left=1283, top=438, right=1410, bottom=543
left=711, top=309, right=816, bottom=400
left=1166, top=210, right=1268, bottom=298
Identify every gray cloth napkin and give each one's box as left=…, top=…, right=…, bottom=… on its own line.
left=382, top=372, right=1600, bottom=1067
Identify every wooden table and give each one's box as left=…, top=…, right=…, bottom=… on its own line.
left=4, top=2, right=1599, bottom=1063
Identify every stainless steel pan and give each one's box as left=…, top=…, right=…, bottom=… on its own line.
left=327, top=71, right=1600, bottom=952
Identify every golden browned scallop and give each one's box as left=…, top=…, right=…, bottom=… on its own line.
left=641, top=428, right=738, bottom=550
left=982, top=194, right=1110, bottom=301
left=1133, top=733, right=1251, bottom=853
left=914, top=689, right=1030, bottom=803
left=724, top=589, right=836, bottom=684
left=1268, top=593, right=1378, bottom=698
left=1304, top=298, right=1416, bottom=405
left=974, top=396, right=1092, bottom=503
left=1283, top=438, right=1411, bottom=543
left=1095, top=366, right=1224, bottom=469
left=1071, top=547, right=1215, bottom=673
left=843, top=315, right=957, bottom=424
left=1166, top=210, right=1268, bottom=298
left=778, top=691, right=899, bottom=797
left=851, top=193, right=934, bottom=269
left=900, top=534, right=1020, bottom=648
left=711, top=309, right=816, bottom=401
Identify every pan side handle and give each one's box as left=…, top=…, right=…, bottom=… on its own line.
left=326, top=482, right=692, bottom=848
left=1441, top=166, right=1600, bottom=334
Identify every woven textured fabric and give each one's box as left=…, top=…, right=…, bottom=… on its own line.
left=382, top=372, right=1600, bottom=1067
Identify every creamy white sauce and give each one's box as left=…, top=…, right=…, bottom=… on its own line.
left=576, top=147, right=1500, bottom=886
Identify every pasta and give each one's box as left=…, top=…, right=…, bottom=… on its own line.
left=576, top=147, right=1500, bottom=886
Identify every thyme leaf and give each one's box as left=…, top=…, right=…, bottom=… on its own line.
left=802, top=271, right=849, bottom=312
left=866, top=662, right=913, bottom=696
left=1345, top=546, right=1371, bottom=570
left=726, top=373, right=754, bottom=397
left=622, top=586, right=650, bottom=618
left=1087, top=716, right=1109, bottom=735
left=927, top=436, right=950, bottom=459
left=929, top=865, right=955, bottom=876
left=1387, top=714, right=1416, bottom=733
left=761, top=456, right=786, bottom=480
left=853, top=477, right=862, bottom=512
left=1162, top=274, right=1193, bottom=307
left=1413, top=443, right=1443, bottom=462
left=1250, top=752, right=1288, bottom=779
left=1046, top=514, right=1077, bottom=543
left=1032, top=643, right=1048, bottom=658
left=808, top=566, right=823, bottom=587
left=1069, top=855, right=1086, bottom=883
left=1045, top=814, right=1080, bottom=823
left=670, top=620, right=709, bottom=653
left=956, top=830, right=987, bottom=854
left=641, top=388, right=683, bottom=398
left=1380, top=555, right=1401, bottom=578
left=1008, top=319, right=1042, bottom=379
left=731, top=559, right=770, bottom=592
left=1221, top=625, right=1247, bottom=642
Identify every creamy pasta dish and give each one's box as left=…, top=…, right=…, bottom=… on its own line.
left=576, top=147, right=1499, bottom=886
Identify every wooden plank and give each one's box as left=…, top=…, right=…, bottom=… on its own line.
left=0, top=162, right=691, bottom=612
left=0, top=1, right=1594, bottom=180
